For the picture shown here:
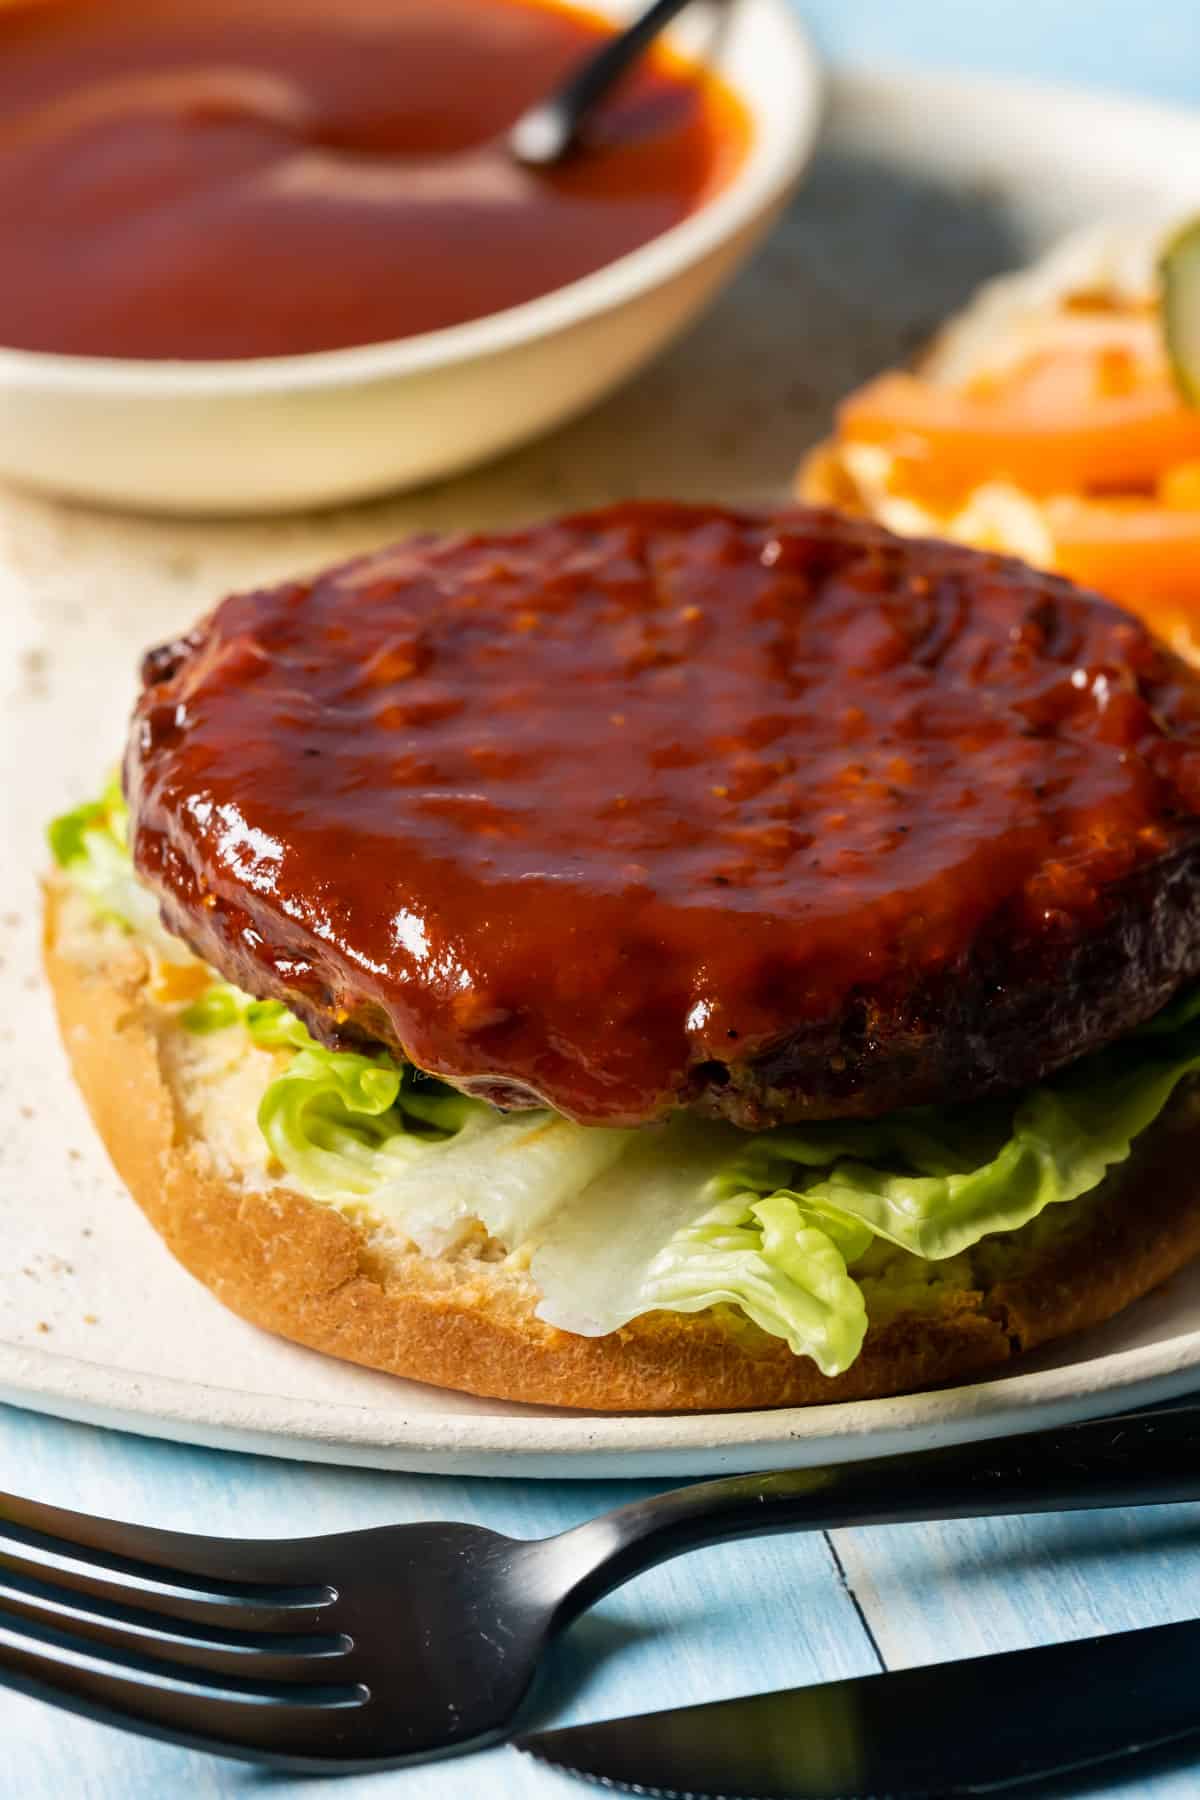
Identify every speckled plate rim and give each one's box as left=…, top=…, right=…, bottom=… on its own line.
left=2, top=1327, right=1200, bottom=1477
left=7, top=64, right=1200, bottom=1476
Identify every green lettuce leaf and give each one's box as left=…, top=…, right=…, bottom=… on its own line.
left=722, top=1011, right=1200, bottom=1265
left=638, top=1193, right=870, bottom=1369
left=181, top=982, right=486, bottom=1197
left=259, top=1042, right=486, bottom=1197
left=48, top=772, right=192, bottom=963
left=49, top=769, right=125, bottom=869
left=48, top=777, right=1200, bottom=1378
left=525, top=1119, right=873, bottom=1376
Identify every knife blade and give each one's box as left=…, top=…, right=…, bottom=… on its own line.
left=517, top=1617, right=1200, bottom=1798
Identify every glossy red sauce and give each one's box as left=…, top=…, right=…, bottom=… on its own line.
left=0, top=0, right=747, bottom=361
left=127, top=503, right=1200, bottom=1126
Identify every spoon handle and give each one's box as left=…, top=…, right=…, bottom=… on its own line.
left=509, top=0, right=701, bottom=166
left=549, top=1399, right=1200, bottom=1625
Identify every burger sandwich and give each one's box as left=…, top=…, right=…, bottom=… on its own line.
left=44, top=502, right=1200, bottom=1410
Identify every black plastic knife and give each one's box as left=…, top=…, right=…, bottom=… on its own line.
left=518, top=1617, right=1200, bottom=1798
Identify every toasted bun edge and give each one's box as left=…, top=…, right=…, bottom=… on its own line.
left=42, top=875, right=1200, bottom=1412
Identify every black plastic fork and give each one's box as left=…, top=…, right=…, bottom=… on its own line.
left=2, top=1399, right=1199, bottom=1772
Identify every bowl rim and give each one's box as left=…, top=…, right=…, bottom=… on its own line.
left=0, top=0, right=822, bottom=396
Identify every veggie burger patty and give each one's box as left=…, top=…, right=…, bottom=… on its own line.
left=127, top=502, right=1200, bottom=1128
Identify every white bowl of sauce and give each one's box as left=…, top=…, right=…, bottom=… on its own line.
left=0, top=0, right=820, bottom=514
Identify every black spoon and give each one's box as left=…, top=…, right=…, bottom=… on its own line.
left=509, top=0, right=707, bottom=166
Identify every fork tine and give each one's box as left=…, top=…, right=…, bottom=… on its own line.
left=0, top=1492, right=334, bottom=1632
left=0, top=1613, right=370, bottom=1771
left=0, top=1489, right=318, bottom=1585
left=0, top=1569, right=351, bottom=1681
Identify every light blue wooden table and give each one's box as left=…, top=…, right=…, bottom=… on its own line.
left=7, top=6, right=1200, bottom=1795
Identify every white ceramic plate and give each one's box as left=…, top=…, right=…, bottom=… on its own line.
left=5, top=66, right=1200, bottom=1477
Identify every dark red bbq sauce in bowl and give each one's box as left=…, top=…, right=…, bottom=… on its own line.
left=0, top=0, right=749, bottom=361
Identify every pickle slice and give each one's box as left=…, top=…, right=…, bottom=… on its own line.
left=1162, top=215, right=1200, bottom=407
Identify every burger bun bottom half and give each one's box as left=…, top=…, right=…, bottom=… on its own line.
left=44, top=876, right=1200, bottom=1413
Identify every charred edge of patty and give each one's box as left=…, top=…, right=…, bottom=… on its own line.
left=703, top=838, right=1200, bottom=1128
left=144, top=832, right=1200, bottom=1128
